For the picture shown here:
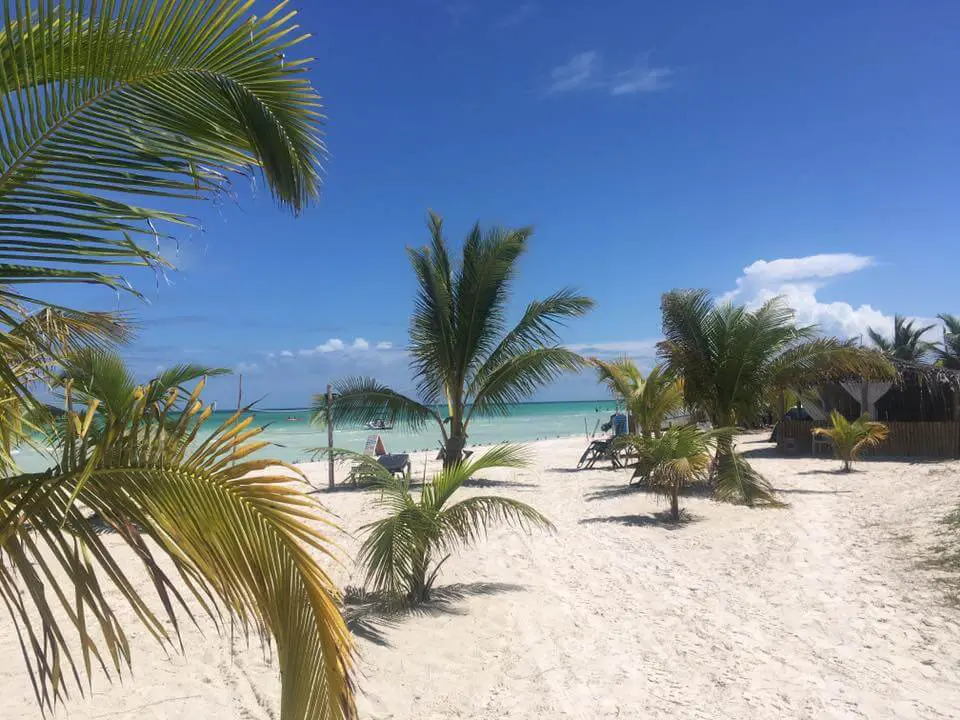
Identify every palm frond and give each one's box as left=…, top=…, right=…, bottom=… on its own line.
left=0, top=0, right=325, bottom=309
left=714, top=447, right=781, bottom=507
left=439, top=495, right=553, bottom=551
left=328, top=377, right=439, bottom=432
left=2, top=385, right=355, bottom=719
left=467, top=347, right=587, bottom=419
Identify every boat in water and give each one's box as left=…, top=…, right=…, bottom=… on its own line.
left=366, top=418, right=393, bottom=430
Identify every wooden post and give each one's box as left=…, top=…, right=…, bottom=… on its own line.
left=860, top=382, right=869, bottom=419
left=326, top=383, right=335, bottom=490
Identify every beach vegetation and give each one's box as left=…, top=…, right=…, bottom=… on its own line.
left=319, top=213, right=594, bottom=467
left=658, top=290, right=893, bottom=506
left=867, top=315, right=937, bottom=362
left=813, top=411, right=889, bottom=472
left=591, top=358, right=684, bottom=436
left=934, top=314, right=960, bottom=370
left=355, top=444, right=553, bottom=604
left=622, top=424, right=716, bottom=522
left=0, top=2, right=355, bottom=717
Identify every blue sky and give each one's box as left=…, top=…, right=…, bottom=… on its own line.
left=59, top=0, right=960, bottom=407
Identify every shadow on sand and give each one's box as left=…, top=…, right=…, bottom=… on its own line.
left=580, top=510, right=701, bottom=530
left=342, top=582, right=524, bottom=646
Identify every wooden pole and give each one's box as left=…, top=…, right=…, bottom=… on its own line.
left=327, top=383, right=335, bottom=489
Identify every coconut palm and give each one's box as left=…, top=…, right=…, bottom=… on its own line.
left=658, top=290, right=893, bottom=506
left=319, top=213, right=594, bottom=466
left=0, top=3, right=355, bottom=717
left=813, top=411, right=889, bottom=471
left=623, top=425, right=716, bottom=522
left=935, top=313, right=960, bottom=370
left=354, top=444, right=552, bottom=604
left=591, top=357, right=684, bottom=436
left=867, top=315, right=936, bottom=362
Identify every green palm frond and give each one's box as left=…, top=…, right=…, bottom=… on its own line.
left=867, top=315, right=936, bottom=361
left=935, top=313, right=960, bottom=370
left=0, top=0, right=324, bottom=309
left=2, top=378, right=355, bottom=720
left=713, top=441, right=781, bottom=507
left=324, top=377, right=439, bottom=432
left=591, top=358, right=684, bottom=436
left=357, top=444, right=549, bottom=604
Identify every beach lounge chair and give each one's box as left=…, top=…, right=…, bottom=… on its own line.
left=576, top=438, right=623, bottom=470
left=350, top=435, right=410, bottom=480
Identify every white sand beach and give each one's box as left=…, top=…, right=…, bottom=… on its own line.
left=3, top=434, right=960, bottom=719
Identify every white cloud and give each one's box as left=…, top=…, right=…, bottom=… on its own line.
left=376, top=341, right=394, bottom=350
left=235, top=361, right=260, bottom=374
left=352, top=337, right=370, bottom=351
left=548, top=51, right=671, bottom=96
left=719, top=253, right=942, bottom=342
left=280, top=350, right=294, bottom=358
left=567, top=339, right=660, bottom=367
left=610, top=63, right=672, bottom=95
left=548, top=51, right=599, bottom=93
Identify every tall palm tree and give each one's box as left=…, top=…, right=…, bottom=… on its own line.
left=935, top=313, right=960, bottom=370
left=867, top=315, right=936, bottom=362
left=659, top=290, right=893, bottom=506
left=0, top=3, right=356, bottom=718
left=319, top=212, right=594, bottom=466
left=354, top=444, right=552, bottom=604
left=591, top=357, right=684, bottom=436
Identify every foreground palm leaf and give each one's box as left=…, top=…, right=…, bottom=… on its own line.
left=2, top=369, right=355, bottom=719
left=316, top=213, right=593, bottom=465
left=813, top=411, right=889, bottom=472
left=354, top=444, right=553, bottom=604
left=592, top=357, right=684, bottom=436
left=0, top=0, right=324, bottom=405
left=659, top=290, right=892, bottom=505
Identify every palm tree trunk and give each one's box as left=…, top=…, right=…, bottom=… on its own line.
left=670, top=486, right=680, bottom=522
left=442, top=435, right=467, bottom=469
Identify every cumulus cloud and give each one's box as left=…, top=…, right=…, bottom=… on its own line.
left=376, top=341, right=394, bottom=350
left=548, top=51, right=671, bottom=96
left=719, top=253, right=940, bottom=342
left=276, top=338, right=397, bottom=359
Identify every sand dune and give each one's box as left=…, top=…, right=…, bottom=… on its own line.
left=3, top=435, right=960, bottom=719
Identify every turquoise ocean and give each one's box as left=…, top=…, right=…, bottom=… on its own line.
left=12, top=400, right=618, bottom=472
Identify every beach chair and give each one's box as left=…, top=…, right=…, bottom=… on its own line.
left=576, top=438, right=622, bottom=469
left=346, top=434, right=410, bottom=482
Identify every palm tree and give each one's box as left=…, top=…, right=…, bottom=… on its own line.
left=659, top=290, right=893, bottom=506
left=591, top=357, right=684, bottom=436
left=867, top=315, right=936, bottom=361
left=319, top=213, right=594, bottom=466
left=354, top=444, right=553, bottom=604
left=813, top=411, right=889, bottom=471
left=0, top=3, right=355, bottom=717
left=623, top=425, right=716, bottom=522
left=935, top=313, right=960, bottom=370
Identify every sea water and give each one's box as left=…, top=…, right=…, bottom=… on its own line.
left=11, top=400, right=618, bottom=472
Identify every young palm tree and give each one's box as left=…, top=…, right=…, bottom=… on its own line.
left=623, top=425, right=716, bottom=522
left=591, top=357, right=684, bottom=436
left=353, top=444, right=553, bottom=604
left=0, top=3, right=356, bottom=718
left=319, top=213, right=594, bottom=466
left=659, top=290, right=893, bottom=506
left=867, top=315, right=936, bottom=362
left=813, top=410, right=889, bottom=471
left=935, top=313, right=960, bottom=370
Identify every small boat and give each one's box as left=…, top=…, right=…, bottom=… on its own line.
left=366, top=418, right=393, bottom=430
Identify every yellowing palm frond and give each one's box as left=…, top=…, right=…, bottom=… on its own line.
left=813, top=410, right=889, bottom=471
left=2, top=373, right=355, bottom=719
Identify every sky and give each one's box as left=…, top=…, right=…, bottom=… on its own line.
left=53, top=0, right=960, bottom=407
